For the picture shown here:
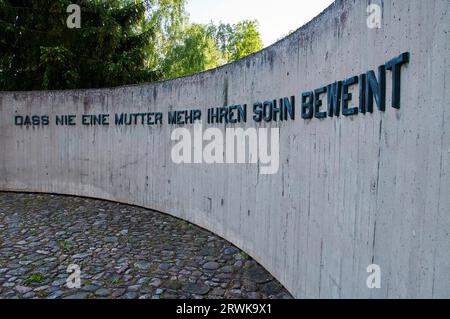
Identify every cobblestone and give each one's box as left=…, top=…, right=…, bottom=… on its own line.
left=0, top=192, right=292, bottom=299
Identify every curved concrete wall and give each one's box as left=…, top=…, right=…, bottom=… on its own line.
left=1, top=0, right=449, bottom=298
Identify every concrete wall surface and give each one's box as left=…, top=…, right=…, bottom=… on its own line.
left=1, top=0, right=449, bottom=298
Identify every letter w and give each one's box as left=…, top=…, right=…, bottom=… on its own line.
left=327, top=81, right=342, bottom=117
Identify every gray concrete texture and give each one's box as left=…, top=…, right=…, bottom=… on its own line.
left=1, top=0, right=449, bottom=298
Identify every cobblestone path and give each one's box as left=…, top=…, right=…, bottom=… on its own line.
left=0, top=192, right=292, bottom=299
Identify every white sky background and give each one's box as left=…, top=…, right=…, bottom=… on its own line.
left=186, top=0, right=335, bottom=47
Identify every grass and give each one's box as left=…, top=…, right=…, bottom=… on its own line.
left=35, top=290, right=48, bottom=298
left=57, top=240, right=74, bottom=254
left=239, top=252, right=250, bottom=261
left=24, top=273, right=46, bottom=285
left=106, top=276, right=121, bottom=286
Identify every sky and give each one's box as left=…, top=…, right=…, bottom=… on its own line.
left=186, top=0, right=335, bottom=47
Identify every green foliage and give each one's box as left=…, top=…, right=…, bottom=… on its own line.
left=215, top=20, right=263, bottom=62
left=163, top=20, right=263, bottom=79
left=24, top=273, right=46, bottom=285
left=40, top=46, right=78, bottom=89
left=141, top=0, right=187, bottom=74
left=162, top=23, right=224, bottom=78
left=0, top=0, right=264, bottom=90
left=57, top=240, right=74, bottom=253
left=227, top=20, right=263, bottom=61
left=0, top=0, right=176, bottom=90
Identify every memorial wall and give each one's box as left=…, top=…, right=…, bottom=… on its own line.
left=1, top=0, right=449, bottom=298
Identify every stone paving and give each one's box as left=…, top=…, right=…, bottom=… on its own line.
left=0, top=192, right=292, bottom=299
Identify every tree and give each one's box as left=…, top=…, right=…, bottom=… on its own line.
left=0, top=1, right=263, bottom=89
left=216, top=20, right=263, bottom=62
left=162, top=20, right=263, bottom=80
left=162, top=23, right=224, bottom=79
left=141, top=0, right=187, bottom=75
left=227, top=20, right=263, bottom=61
left=0, top=0, right=187, bottom=90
